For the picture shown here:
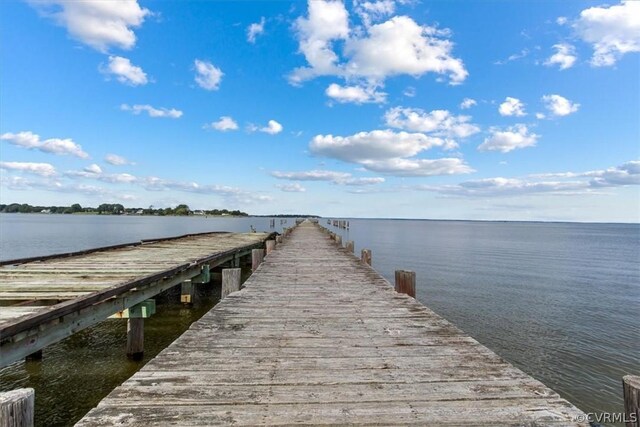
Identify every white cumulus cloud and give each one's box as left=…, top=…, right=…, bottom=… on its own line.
left=120, top=104, right=183, bottom=118
left=247, top=17, right=266, bottom=43
left=194, top=59, right=223, bottom=90
left=384, top=107, right=480, bottom=140
left=84, top=164, right=102, bottom=174
left=325, top=83, right=387, bottom=104
left=1, top=131, right=89, bottom=158
left=206, top=116, right=239, bottom=131
left=290, top=1, right=467, bottom=87
left=542, top=94, right=580, bottom=117
left=544, top=43, right=577, bottom=70
left=478, top=124, right=539, bottom=153
left=311, top=130, right=444, bottom=163
left=261, top=120, right=283, bottom=135
left=0, top=161, right=57, bottom=177
left=498, top=97, right=526, bottom=117
left=574, top=0, right=640, bottom=67
left=460, top=98, right=477, bottom=109
left=361, top=158, right=474, bottom=177
left=101, top=56, right=148, bottom=86
left=27, top=0, right=150, bottom=52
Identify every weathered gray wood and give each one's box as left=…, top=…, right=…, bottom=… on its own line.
left=275, top=235, right=282, bottom=244
left=395, top=270, right=416, bottom=298
left=0, top=388, right=34, bottom=427
left=361, top=248, right=372, bottom=266
left=265, top=240, right=276, bottom=255
left=221, top=268, right=241, bottom=299
left=127, top=318, right=144, bottom=361
left=77, top=221, right=586, bottom=426
left=251, top=249, right=264, bottom=272
left=345, top=240, right=354, bottom=253
left=624, top=375, right=640, bottom=427
left=335, top=235, right=342, bottom=246
left=0, top=232, right=272, bottom=368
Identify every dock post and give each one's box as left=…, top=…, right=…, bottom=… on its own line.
left=127, top=319, right=144, bottom=361
left=623, top=375, right=640, bottom=427
left=265, top=240, right=276, bottom=255
left=346, top=241, right=354, bottom=253
left=222, top=268, right=242, bottom=298
left=276, top=235, right=283, bottom=244
left=335, top=235, right=342, bottom=246
left=181, top=280, right=194, bottom=306
left=109, top=300, right=156, bottom=361
left=395, top=270, right=416, bottom=298
left=0, top=388, right=34, bottom=427
left=361, top=249, right=372, bottom=266
left=252, top=249, right=264, bottom=271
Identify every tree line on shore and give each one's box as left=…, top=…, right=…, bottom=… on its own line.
left=0, top=203, right=248, bottom=217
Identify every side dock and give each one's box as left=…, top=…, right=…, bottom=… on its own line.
left=0, top=231, right=273, bottom=367
left=77, top=221, right=587, bottom=425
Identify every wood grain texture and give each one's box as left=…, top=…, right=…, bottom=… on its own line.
left=77, top=221, right=587, bottom=426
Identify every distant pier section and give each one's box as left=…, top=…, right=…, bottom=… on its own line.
left=75, top=220, right=590, bottom=426
left=0, top=231, right=273, bottom=367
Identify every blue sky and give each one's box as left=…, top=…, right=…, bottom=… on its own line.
left=0, top=0, right=638, bottom=222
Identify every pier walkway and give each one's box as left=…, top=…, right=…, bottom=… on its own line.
left=77, top=221, right=586, bottom=425
left=0, top=231, right=271, bottom=367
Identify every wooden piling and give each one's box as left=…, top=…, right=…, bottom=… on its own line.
left=395, top=270, right=416, bottom=298
left=0, top=388, right=34, bottom=427
left=624, top=375, right=640, bottom=427
left=126, top=318, right=144, bottom=361
left=276, top=235, right=282, bottom=244
left=361, top=249, right=372, bottom=266
left=265, top=240, right=276, bottom=255
left=221, top=268, right=242, bottom=299
left=335, top=235, right=342, bottom=246
left=346, top=241, right=354, bottom=253
left=180, top=280, right=193, bottom=305
left=252, top=249, right=264, bottom=272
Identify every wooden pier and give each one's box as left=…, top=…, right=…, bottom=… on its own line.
left=0, top=231, right=272, bottom=367
left=76, top=221, right=587, bottom=426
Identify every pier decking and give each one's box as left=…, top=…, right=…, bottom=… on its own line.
left=77, top=221, right=586, bottom=425
left=0, top=231, right=271, bottom=367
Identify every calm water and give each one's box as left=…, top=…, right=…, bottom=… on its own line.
left=328, top=218, right=640, bottom=420
left=0, top=214, right=639, bottom=425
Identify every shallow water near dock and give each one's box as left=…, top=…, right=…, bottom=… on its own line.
left=0, top=214, right=639, bottom=426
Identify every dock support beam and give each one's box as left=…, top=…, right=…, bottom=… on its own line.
left=0, top=388, right=34, bottom=427
left=623, top=375, right=640, bottom=427
left=222, top=268, right=242, bottom=299
left=361, top=249, right=372, bottom=266
left=395, top=270, right=416, bottom=298
left=252, top=249, right=264, bottom=272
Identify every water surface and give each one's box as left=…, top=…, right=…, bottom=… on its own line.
left=1, top=214, right=638, bottom=425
